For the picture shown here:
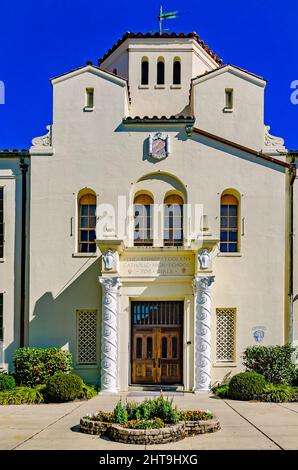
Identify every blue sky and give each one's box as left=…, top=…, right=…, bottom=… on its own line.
left=0, top=0, right=297, bottom=149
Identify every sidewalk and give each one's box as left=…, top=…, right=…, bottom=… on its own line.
left=0, top=393, right=297, bottom=450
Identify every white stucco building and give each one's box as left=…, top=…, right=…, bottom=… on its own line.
left=0, top=31, right=297, bottom=392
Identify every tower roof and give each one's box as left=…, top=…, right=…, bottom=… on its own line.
left=98, top=32, right=223, bottom=66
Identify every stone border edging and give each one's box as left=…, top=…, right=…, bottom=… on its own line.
left=80, top=416, right=220, bottom=444
left=109, top=421, right=185, bottom=445
left=184, top=416, right=221, bottom=435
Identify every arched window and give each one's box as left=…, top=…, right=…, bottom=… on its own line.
left=78, top=193, right=96, bottom=253
left=134, top=194, right=153, bottom=246
left=157, top=58, right=165, bottom=85
left=220, top=194, right=239, bottom=252
left=141, top=58, right=149, bottom=85
left=173, top=59, right=181, bottom=85
left=164, top=194, right=183, bottom=246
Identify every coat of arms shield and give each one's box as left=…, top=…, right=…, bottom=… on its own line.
left=148, top=133, right=170, bottom=160
left=253, top=329, right=265, bottom=343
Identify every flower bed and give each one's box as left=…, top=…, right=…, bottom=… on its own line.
left=80, top=394, right=220, bottom=444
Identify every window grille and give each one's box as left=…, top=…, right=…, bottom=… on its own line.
left=0, top=188, right=3, bottom=258
left=77, top=310, right=97, bottom=365
left=216, top=308, right=236, bottom=362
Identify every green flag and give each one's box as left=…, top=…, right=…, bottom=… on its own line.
left=159, top=10, right=178, bottom=20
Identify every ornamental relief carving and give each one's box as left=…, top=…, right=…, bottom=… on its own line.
left=103, top=250, right=117, bottom=271
left=31, top=125, right=52, bottom=147
left=193, top=276, right=215, bottom=392
left=263, top=125, right=286, bottom=153
left=99, top=277, right=121, bottom=393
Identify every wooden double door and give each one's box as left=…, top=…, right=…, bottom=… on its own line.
left=131, top=301, right=183, bottom=385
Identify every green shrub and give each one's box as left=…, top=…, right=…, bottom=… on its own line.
left=123, top=394, right=179, bottom=424
left=79, top=384, right=97, bottom=400
left=229, top=372, right=267, bottom=400
left=290, top=387, right=298, bottom=402
left=44, top=372, right=83, bottom=402
left=126, top=417, right=165, bottom=429
left=0, top=386, right=44, bottom=405
left=135, top=399, right=156, bottom=420
left=154, top=393, right=180, bottom=423
left=0, top=372, right=16, bottom=391
left=243, top=344, right=297, bottom=385
left=14, top=347, right=72, bottom=387
left=113, top=400, right=128, bottom=425
left=212, top=383, right=230, bottom=399
left=126, top=401, right=139, bottom=420
left=258, top=384, right=292, bottom=403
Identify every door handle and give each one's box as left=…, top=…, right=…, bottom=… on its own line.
left=153, top=358, right=156, bottom=368
left=158, top=358, right=161, bottom=368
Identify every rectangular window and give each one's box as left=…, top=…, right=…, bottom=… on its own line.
left=216, top=308, right=236, bottom=362
left=225, top=88, right=233, bottom=109
left=86, top=88, right=94, bottom=108
left=134, top=204, right=153, bottom=246
left=0, top=188, right=3, bottom=258
left=79, top=202, right=96, bottom=253
left=220, top=203, right=238, bottom=252
left=0, top=293, right=3, bottom=342
left=164, top=204, right=183, bottom=246
left=77, top=310, right=97, bottom=365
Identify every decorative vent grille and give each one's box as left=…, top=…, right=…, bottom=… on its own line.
left=77, top=310, right=97, bottom=365
left=216, top=308, right=236, bottom=362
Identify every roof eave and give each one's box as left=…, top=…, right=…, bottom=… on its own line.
left=192, top=64, right=266, bottom=87
left=50, top=64, right=127, bottom=86
left=192, top=127, right=290, bottom=169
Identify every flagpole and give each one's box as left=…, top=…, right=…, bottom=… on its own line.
left=159, top=5, right=162, bottom=34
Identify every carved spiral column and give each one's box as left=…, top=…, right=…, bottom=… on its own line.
left=99, top=277, right=121, bottom=394
left=193, top=276, right=215, bottom=392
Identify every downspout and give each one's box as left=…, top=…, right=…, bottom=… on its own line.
left=19, top=157, right=29, bottom=347
left=289, top=156, right=296, bottom=346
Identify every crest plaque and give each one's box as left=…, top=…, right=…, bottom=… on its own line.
left=148, top=133, right=170, bottom=160
left=252, top=326, right=266, bottom=343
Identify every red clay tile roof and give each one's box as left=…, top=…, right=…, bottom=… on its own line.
left=0, top=149, right=29, bottom=157
left=123, top=116, right=195, bottom=122
left=98, top=32, right=223, bottom=66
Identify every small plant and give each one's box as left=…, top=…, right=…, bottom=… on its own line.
left=113, top=400, right=128, bottom=425
left=154, top=393, right=180, bottom=424
left=0, top=372, right=16, bottom=391
left=258, top=384, right=292, bottom=403
left=43, top=372, right=83, bottom=402
left=79, top=384, right=97, bottom=400
left=179, top=410, right=213, bottom=421
left=14, top=347, right=72, bottom=387
left=229, top=372, right=267, bottom=401
left=243, top=344, right=297, bottom=385
left=212, top=383, right=229, bottom=399
left=125, top=400, right=139, bottom=420
left=126, top=417, right=165, bottom=429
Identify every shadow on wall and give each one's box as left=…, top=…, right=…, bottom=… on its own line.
left=5, top=258, right=102, bottom=384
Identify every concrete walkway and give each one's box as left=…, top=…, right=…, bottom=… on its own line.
left=0, top=393, right=298, bottom=450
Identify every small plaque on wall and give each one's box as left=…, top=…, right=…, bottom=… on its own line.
left=252, top=326, right=266, bottom=343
